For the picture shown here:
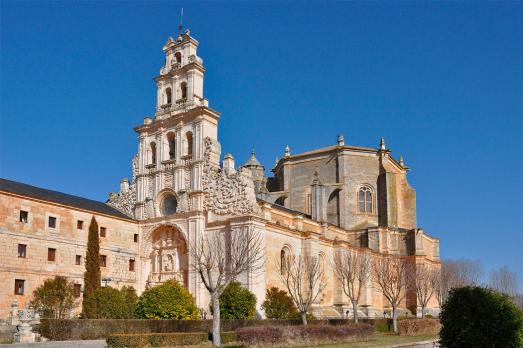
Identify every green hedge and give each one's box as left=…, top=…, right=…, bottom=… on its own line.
left=106, top=332, right=208, bottom=348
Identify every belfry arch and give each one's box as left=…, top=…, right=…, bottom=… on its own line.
left=146, top=225, right=188, bottom=288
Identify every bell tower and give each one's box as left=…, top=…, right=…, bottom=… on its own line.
left=132, top=29, right=221, bottom=220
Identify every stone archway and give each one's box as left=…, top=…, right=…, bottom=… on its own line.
left=147, top=225, right=188, bottom=288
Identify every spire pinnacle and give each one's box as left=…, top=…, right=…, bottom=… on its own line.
left=399, top=156, right=405, bottom=167
left=284, top=145, right=290, bottom=157
left=337, top=134, right=345, bottom=146
left=380, top=137, right=386, bottom=150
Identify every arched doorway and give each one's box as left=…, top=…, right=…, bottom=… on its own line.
left=147, top=225, right=188, bottom=288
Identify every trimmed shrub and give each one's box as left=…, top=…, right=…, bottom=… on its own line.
left=82, top=286, right=138, bottom=319
left=134, top=280, right=199, bottom=319
left=235, top=323, right=374, bottom=346
left=397, top=319, right=441, bottom=336
left=440, top=286, right=523, bottom=348
left=262, top=287, right=300, bottom=319
left=106, top=332, right=208, bottom=348
left=30, top=276, right=77, bottom=319
left=218, top=282, right=257, bottom=319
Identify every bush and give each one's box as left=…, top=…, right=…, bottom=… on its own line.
left=262, top=287, right=300, bottom=319
left=134, top=280, right=199, bottom=319
left=235, top=323, right=374, bottom=346
left=397, top=319, right=441, bottom=336
left=440, top=286, right=523, bottom=348
left=106, top=332, right=208, bottom=348
left=30, top=276, right=77, bottom=319
left=218, top=282, right=257, bottom=319
left=82, top=286, right=138, bottom=319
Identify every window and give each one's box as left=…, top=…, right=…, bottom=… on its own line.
left=165, top=87, right=172, bottom=104
left=180, top=81, right=187, bottom=99
left=100, top=255, right=107, bottom=267
left=19, top=210, right=28, bottom=223
left=185, top=132, right=193, bottom=157
left=75, top=255, right=82, bottom=265
left=167, top=132, right=176, bottom=160
left=48, top=248, right=56, bottom=262
left=175, top=51, right=182, bottom=64
left=129, top=259, right=135, bottom=271
left=161, top=194, right=177, bottom=216
left=150, top=142, right=157, bottom=164
left=74, top=284, right=82, bottom=298
left=18, top=244, right=26, bottom=258
left=14, top=279, right=25, bottom=295
left=134, top=234, right=139, bottom=243
left=280, top=249, right=286, bottom=275
left=48, top=216, right=56, bottom=228
left=77, top=220, right=83, bottom=229
left=358, top=186, right=373, bottom=214
left=100, top=227, right=106, bottom=238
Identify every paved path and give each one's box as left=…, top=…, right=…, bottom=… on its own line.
left=0, top=340, right=106, bottom=348
left=385, top=339, right=439, bottom=348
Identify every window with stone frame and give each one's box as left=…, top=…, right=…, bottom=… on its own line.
left=75, top=255, right=82, bottom=265
left=19, top=210, right=28, bottom=223
left=14, top=279, right=25, bottom=295
left=100, top=255, right=107, bottom=267
left=77, top=220, right=84, bottom=229
left=134, top=234, right=139, bottom=243
left=74, top=284, right=82, bottom=298
left=48, top=216, right=57, bottom=228
left=358, top=186, right=374, bottom=214
left=129, top=259, right=135, bottom=271
left=48, top=248, right=56, bottom=262
left=100, top=227, right=106, bottom=238
left=18, top=244, right=27, bottom=258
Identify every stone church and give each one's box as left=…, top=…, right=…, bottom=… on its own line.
left=0, top=30, right=440, bottom=319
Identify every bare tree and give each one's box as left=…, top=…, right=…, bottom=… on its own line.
left=373, top=256, right=411, bottom=333
left=279, top=253, right=326, bottom=325
left=333, top=248, right=370, bottom=323
left=435, top=259, right=485, bottom=308
left=446, top=259, right=484, bottom=287
left=190, top=227, right=264, bottom=346
left=489, top=266, right=518, bottom=297
left=412, top=263, right=437, bottom=318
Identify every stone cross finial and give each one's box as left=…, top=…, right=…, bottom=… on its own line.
left=380, top=137, right=386, bottom=150
left=284, top=145, right=290, bottom=157
left=337, top=134, right=345, bottom=146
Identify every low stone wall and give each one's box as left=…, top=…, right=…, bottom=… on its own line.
left=40, top=319, right=371, bottom=341
left=0, top=323, right=16, bottom=344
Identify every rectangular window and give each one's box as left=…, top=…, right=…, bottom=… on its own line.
left=134, top=234, right=138, bottom=243
left=48, top=216, right=56, bottom=228
left=100, top=255, right=107, bottom=267
left=48, top=248, right=56, bottom=262
left=100, top=227, right=106, bottom=238
left=77, top=220, right=83, bottom=229
left=19, top=211, right=28, bottom=223
left=75, top=255, right=81, bottom=265
left=74, top=284, right=82, bottom=298
left=129, top=259, right=135, bottom=272
left=14, top=279, right=25, bottom=295
left=18, top=244, right=27, bottom=258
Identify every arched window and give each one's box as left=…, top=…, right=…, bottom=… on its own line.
left=180, top=82, right=187, bottom=99
left=150, top=142, right=157, bottom=165
left=358, top=186, right=373, bottom=213
left=185, top=131, right=193, bottom=157
left=280, top=248, right=288, bottom=275
left=175, top=52, right=182, bottom=64
left=167, top=132, right=176, bottom=160
left=165, top=87, right=172, bottom=104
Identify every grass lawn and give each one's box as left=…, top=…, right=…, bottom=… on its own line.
left=299, top=333, right=438, bottom=348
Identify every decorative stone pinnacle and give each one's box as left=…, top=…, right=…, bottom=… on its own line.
left=312, top=169, right=321, bottom=185
left=399, top=156, right=405, bottom=167
left=380, top=137, right=386, bottom=150
left=284, top=145, right=290, bottom=157
left=274, top=156, right=279, bottom=166
left=337, top=134, right=345, bottom=146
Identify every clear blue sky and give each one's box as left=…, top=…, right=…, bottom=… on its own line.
left=1, top=2, right=522, bottom=287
